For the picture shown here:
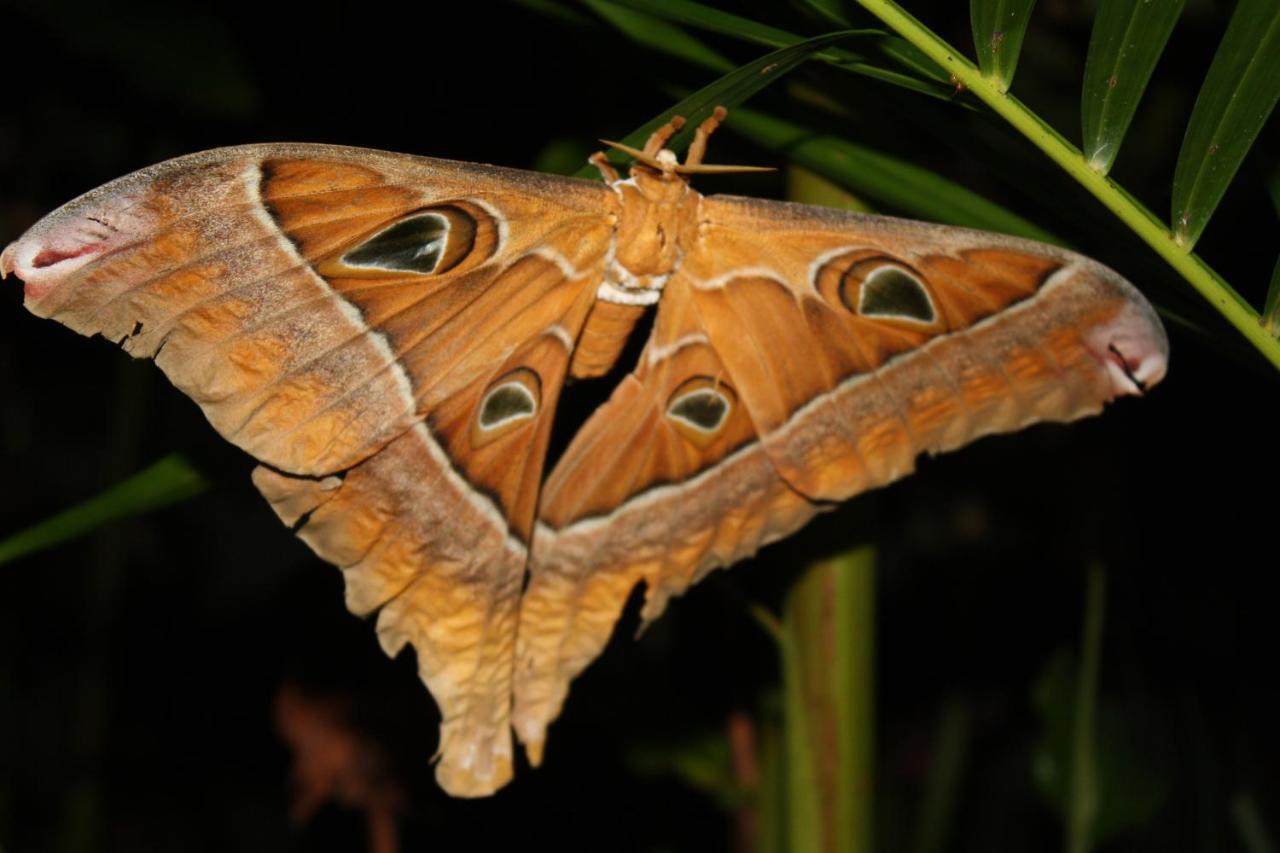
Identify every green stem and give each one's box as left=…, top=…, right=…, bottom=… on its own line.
left=853, top=0, right=1280, bottom=371
left=782, top=549, right=875, bottom=853
left=912, top=698, right=971, bottom=853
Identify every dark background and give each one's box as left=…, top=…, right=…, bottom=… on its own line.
left=1, top=1, right=1276, bottom=851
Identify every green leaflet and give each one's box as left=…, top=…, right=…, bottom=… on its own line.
left=1171, top=0, right=1280, bottom=249
left=1081, top=0, right=1186, bottom=175
left=970, top=0, right=1037, bottom=92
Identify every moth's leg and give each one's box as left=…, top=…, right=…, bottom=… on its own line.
left=684, top=106, right=728, bottom=168
left=588, top=151, right=620, bottom=183
left=642, top=115, right=687, bottom=156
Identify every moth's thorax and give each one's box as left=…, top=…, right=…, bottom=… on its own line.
left=601, top=164, right=702, bottom=304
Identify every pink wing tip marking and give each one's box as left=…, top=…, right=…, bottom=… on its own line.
left=31, top=244, right=104, bottom=269
left=2, top=229, right=110, bottom=302
left=1084, top=298, right=1170, bottom=399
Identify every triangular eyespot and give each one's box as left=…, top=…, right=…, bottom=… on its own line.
left=857, top=265, right=936, bottom=323
left=470, top=368, right=542, bottom=448
left=319, top=202, right=499, bottom=278
left=666, top=376, right=737, bottom=448
left=814, top=250, right=943, bottom=331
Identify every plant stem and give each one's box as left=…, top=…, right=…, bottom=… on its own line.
left=1067, top=565, right=1106, bottom=853
left=912, top=698, right=971, bottom=853
left=853, top=0, right=1280, bottom=371
left=783, top=548, right=876, bottom=853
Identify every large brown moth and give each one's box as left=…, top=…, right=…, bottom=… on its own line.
left=1, top=109, right=1168, bottom=797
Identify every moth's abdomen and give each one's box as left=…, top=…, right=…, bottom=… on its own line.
left=568, top=299, right=647, bottom=378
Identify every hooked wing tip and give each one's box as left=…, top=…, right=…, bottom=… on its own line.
left=1085, top=297, right=1170, bottom=399
left=2, top=221, right=115, bottom=303
left=0, top=242, right=15, bottom=280
left=3, top=179, right=152, bottom=304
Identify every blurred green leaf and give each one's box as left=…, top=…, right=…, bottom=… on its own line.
left=788, top=165, right=874, bottom=213
left=584, top=0, right=734, bottom=72
left=1266, top=169, right=1280, bottom=337
left=602, top=0, right=808, bottom=47
left=799, top=0, right=852, bottom=28
left=970, top=0, right=1038, bottom=92
left=598, top=0, right=954, bottom=97
left=1264, top=256, right=1280, bottom=338
left=782, top=547, right=875, bottom=853
left=728, top=106, right=1059, bottom=243
left=1081, top=0, right=1186, bottom=175
left=533, top=137, right=595, bottom=176
left=1171, top=0, right=1280, bottom=248
left=1232, top=793, right=1278, bottom=853
left=0, top=454, right=207, bottom=566
left=912, top=698, right=973, bottom=853
left=1033, top=638, right=1167, bottom=850
left=577, top=30, right=872, bottom=177
left=757, top=709, right=786, bottom=853
left=512, top=0, right=597, bottom=27
left=876, top=34, right=953, bottom=84
left=627, top=731, right=741, bottom=806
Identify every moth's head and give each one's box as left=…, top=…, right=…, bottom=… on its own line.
left=599, top=138, right=694, bottom=186
left=627, top=154, right=694, bottom=204
left=598, top=106, right=773, bottom=190
left=641, top=148, right=682, bottom=178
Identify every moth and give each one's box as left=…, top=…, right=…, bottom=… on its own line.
left=2, top=108, right=1168, bottom=797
